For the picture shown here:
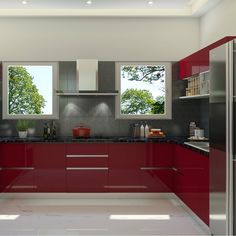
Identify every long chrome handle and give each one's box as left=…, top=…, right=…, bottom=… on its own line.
left=104, top=185, right=147, bottom=189
left=66, top=167, right=108, bottom=170
left=0, top=167, right=34, bottom=170
left=140, top=167, right=173, bottom=170
left=10, top=185, right=37, bottom=189
left=226, top=40, right=234, bottom=236
left=66, top=154, right=108, bottom=158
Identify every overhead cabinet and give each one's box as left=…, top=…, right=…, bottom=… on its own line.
left=179, top=36, right=236, bottom=80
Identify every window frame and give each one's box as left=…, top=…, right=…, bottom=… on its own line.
left=2, top=61, right=59, bottom=120
left=115, top=61, right=172, bottom=120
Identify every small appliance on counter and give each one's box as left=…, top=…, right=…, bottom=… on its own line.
left=72, top=125, right=91, bottom=138
left=148, top=128, right=165, bottom=138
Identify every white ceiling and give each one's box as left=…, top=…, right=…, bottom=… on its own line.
left=0, top=0, right=222, bottom=17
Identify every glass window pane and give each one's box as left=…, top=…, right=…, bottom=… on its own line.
left=7, top=65, right=53, bottom=115
left=120, top=64, right=166, bottom=115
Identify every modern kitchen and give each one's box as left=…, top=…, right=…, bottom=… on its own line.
left=0, top=0, right=235, bottom=235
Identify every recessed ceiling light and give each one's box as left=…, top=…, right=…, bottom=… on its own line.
left=148, top=1, right=153, bottom=5
left=22, top=0, right=27, bottom=4
left=86, top=0, right=92, bottom=5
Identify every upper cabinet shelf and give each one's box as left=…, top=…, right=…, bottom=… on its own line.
left=179, top=94, right=209, bottom=99
left=56, top=90, right=118, bottom=96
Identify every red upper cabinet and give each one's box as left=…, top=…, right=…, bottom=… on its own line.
left=174, top=145, right=209, bottom=225
left=180, top=36, right=236, bottom=79
left=108, top=143, right=147, bottom=192
left=27, top=143, right=66, bottom=192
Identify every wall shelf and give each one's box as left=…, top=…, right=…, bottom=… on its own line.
left=179, top=94, right=209, bottom=99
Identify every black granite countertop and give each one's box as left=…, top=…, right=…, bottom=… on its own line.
left=0, top=136, right=209, bottom=156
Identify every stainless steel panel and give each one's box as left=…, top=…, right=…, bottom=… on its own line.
left=234, top=160, right=236, bottom=235
left=209, top=43, right=227, bottom=235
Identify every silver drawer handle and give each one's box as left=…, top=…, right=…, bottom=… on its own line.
left=140, top=167, right=174, bottom=170
left=66, top=167, right=109, bottom=170
left=10, top=185, right=37, bottom=189
left=104, top=185, right=147, bottom=189
left=0, top=167, right=35, bottom=170
left=66, top=154, right=108, bottom=158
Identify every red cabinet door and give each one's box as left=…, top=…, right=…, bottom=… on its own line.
left=108, top=143, right=146, bottom=192
left=0, top=169, right=35, bottom=192
left=66, top=169, right=108, bottom=192
left=0, top=143, right=35, bottom=192
left=141, top=143, right=174, bottom=192
left=174, top=145, right=209, bottom=225
left=66, top=144, right=109, bottom=192
left=27, top=143, right=66, bottom=192
left=0, top=143, right=26, bottom=167
left=180, top=36, right=236, bottom=80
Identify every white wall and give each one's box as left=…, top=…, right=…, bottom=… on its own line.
left=200, top=0, right=236, bottom=47
left=0, top=17, right=199, bottom=61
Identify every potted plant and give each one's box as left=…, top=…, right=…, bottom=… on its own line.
left=16, top=120, right=29, bottom=138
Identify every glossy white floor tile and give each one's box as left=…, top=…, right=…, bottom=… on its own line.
left=0, top=194, right=210, bottom=236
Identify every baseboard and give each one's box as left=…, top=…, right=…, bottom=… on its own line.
left=0, top=192, right=176, bottom=199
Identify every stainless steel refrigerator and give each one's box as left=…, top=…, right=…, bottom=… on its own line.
left=209, top=39, right=235, bottom=235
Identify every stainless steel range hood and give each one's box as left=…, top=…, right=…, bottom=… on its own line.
left=56, top=60, right=118, bottom=96
left=76, top=59, right=98, bottom=91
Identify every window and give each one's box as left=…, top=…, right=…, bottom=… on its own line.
left=115, top=62, right=172, bottom=119
left=2, top=62, right=59, bottom=119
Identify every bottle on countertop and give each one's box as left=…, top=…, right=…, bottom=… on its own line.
left=52, top=121, right=57, bottom=139
left=189, top=121, right=197, bottom=137
left=133, top=123, right=140, bottom=138
left=43, top=123, right=48, bottom=139
left=47, top=124, right=51, bottom=139
left=140, top=123, right=145, bottom=138
left=144, top=122, right=149, bottom=138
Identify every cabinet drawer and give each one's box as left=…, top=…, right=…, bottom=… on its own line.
left=0, top=169, right=35, bottom=192
left=66, top=168, right=108, bottom=192
left=66, top=156, right=108, bottom=167
left=141, top=168, right=174, bottom=192
left=146, top=143, right=174, bottom=167
left=0, top=144, right=26, bottom=167
left=66, top=144, right=108, bottom=155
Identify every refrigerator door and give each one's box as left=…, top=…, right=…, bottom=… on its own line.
left=209, top=43, right=227, bottom=235
left=234, top=160, right=236, bottom=235
left=233, top=40, right=236, bottom=236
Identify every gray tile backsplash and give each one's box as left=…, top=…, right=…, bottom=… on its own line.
left=0, top=62, right=208, bottom=138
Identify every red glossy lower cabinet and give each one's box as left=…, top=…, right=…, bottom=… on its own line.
left=27, top=143, right=66, bottom=192
left=174, top=145, right=209, bottom=225
left=108, top=143, right=146, bottom=192
left=141, top=143, right=174, bottom=192
left=0, top=143, right=27, bottom=167
left=66, top=169, right=108, bottom=192
left=0, top=143, right=35, bottom=192
left=0, top=169, right=35, bottom=192
left=66, top=144, right=109, bottom=192
left=141, top=169, right=173, bottom=192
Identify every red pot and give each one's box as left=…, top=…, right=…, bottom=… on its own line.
left=72, top=126, right=90, bottom=138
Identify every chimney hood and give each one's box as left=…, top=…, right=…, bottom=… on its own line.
left=76, top=59, right=98, bottom=91
left=56, top=60, right=118, bottom=96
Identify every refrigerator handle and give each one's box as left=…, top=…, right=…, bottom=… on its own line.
left=226, top=40, right=234, bottom=236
